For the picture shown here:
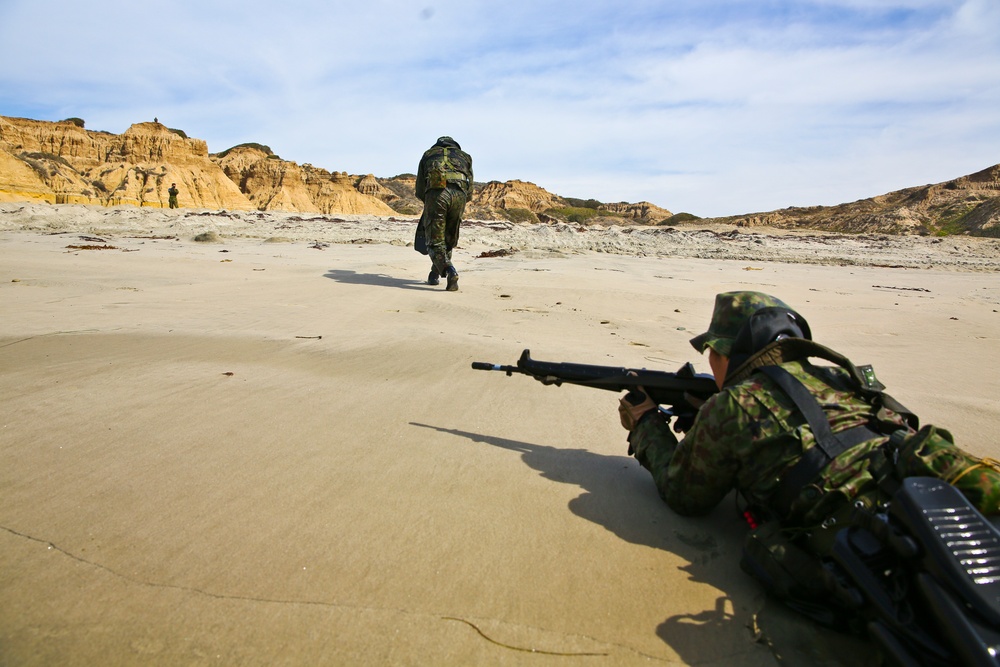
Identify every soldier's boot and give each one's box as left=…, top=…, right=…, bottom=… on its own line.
left=445, top=267, right=459, bottom=292
left=427, top=269, right=440, bottom=286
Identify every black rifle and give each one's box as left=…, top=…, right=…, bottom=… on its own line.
left=472, top=349, right=718, bottom=429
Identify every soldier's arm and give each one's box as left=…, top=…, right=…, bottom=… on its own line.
left=415, top=158, right=426, bottom=200
left=630, top=392, right=744, bottom=516
left=467, top=153, right=474, bottom=197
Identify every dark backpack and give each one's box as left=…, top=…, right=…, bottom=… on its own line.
left=423, top=147, right=469, bottom=192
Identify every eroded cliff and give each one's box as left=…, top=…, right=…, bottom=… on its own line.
left=0, top=116, right=397, bottom=215
left=4, top=115, right=997, bottom=234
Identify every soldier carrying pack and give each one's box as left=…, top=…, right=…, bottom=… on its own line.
left=418, top=140, right=472, bottom=197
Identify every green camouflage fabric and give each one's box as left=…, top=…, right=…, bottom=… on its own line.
left=629, top=354, right=1000, bottom=533
left=415, top=137, right=473, bottom=200
left=168, top=184, right=179, bottom=209
left=689, top=291, right=790, bottom=357
left=421, top=186, right=466, bottom=274
left=895, top=424, right=1000, bottom=513
left=415, top=137, right=473, bottom=275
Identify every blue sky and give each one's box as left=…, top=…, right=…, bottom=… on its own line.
left=1, top=0, right=998, bottom=217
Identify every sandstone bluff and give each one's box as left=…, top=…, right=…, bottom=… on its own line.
left=0, top=115, right=671, bottom=224
left=0, top=115, right=998, bottom=235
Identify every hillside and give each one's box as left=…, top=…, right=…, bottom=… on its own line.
left=2, top=115, right=998, bottom=234
left=0, top=116, right=395, bottom=215
left=708, top=164, right=1000, bottom=237
left=0, top=115, right=672, bottom=223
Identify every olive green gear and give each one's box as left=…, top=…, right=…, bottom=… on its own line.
left=690, top=291, right=791, bottom=357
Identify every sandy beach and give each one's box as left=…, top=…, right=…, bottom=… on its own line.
left=2, top=203, right=999, bottom=666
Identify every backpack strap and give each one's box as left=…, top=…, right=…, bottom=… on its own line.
left=727, top=338, right=918, bottom=429
left=759, top=365, right=883, bottom=519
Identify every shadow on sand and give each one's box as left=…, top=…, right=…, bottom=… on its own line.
left=410, top=421, right=880, bottom=666
left=323, top=269, right=434, bottom=291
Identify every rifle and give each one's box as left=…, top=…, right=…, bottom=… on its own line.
left=472, top=349, right=718, bottom=429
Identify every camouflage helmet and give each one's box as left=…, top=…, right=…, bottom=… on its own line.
left=435, top=136, right=460, bottom=149
left=689, top=291, right=792, bottom=357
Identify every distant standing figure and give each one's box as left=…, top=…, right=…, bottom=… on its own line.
left=415, top=136, right=473, bottom=291
left=168, top=183, right=179, bottom=209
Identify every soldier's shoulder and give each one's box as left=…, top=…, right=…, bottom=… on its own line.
left=708, top=372, right=796, bottom=420
left=779, top=359, right=853, bottom=392
left=702, top=383, right=759, bottom=417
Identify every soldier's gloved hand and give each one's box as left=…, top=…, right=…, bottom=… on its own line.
left=683, top=391, right=706, bottom=410
left=672, top=413, right=696, bottom=434
left=671, top=392, right=706, bottom=433
left=619, top=388, right=657, bottom=431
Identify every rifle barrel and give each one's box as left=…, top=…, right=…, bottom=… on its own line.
left=471, top=362, right=499, bottom=371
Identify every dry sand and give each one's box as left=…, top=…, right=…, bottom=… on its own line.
left=2, top=203, right=999, bottom=666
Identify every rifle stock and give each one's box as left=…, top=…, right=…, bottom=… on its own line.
left=472, top=349, right=718, bottom=423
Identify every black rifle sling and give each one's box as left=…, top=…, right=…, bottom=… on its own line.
left=759, top=365, right=881, bottom=518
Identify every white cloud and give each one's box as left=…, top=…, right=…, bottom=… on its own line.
left=1, top=0, right=998, bottom=216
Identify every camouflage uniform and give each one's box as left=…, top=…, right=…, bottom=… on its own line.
left=415, top=137, right=473, bottom=279
left=168, top=184, right=179, bottom=209
left=628, top=291, right=1000, bottom=550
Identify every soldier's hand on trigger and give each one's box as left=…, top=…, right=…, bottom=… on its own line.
left=619, top=386, right=657, bottom=431
left=683, top=391, right=706, bottom=409
left=670, top=392, right=707, bottom=433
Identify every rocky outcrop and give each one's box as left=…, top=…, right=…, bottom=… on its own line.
left=0, top=145, right=72, bottom=203
left=214, top=146, right=314, bottom=212
left=300, top=168, right=396, bottom=216
left=0, top=116, right=105, bottom=164
left=376, top=175, right=423, bottom=216
left=0, top=116, right=398, bottom=215
left=0, top=117, right=254, bottom=209
left=355, top=173, right=394, bottom=200
left=212, top=146, right=394, bottom=215
left=474, top=179, right=565, bottom=213
left=599, top=200, right=673, bottom=222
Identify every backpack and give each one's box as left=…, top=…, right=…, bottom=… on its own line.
left=739, top=520, right=853, bottom=630
left=426, top=149, right=450, bottom=190
left=423, top=147, right=468, bottom=192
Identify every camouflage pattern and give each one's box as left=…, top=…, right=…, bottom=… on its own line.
left=415, top=137, right=473, bottom=275
left=629, top=350, right=1000, bottom=534
left=689, top=291, right=790, bottom=357
left=633, top=288, right=1000, bottom=613
left=421, top=186, right=467, bottom=274
left=168, top=184, right=179, bottom=209
left=895, top=424, right=1000, bottom=513
left=416, top=137, right=473, bottom=200
left=630, top=357, right=905, bottom=523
